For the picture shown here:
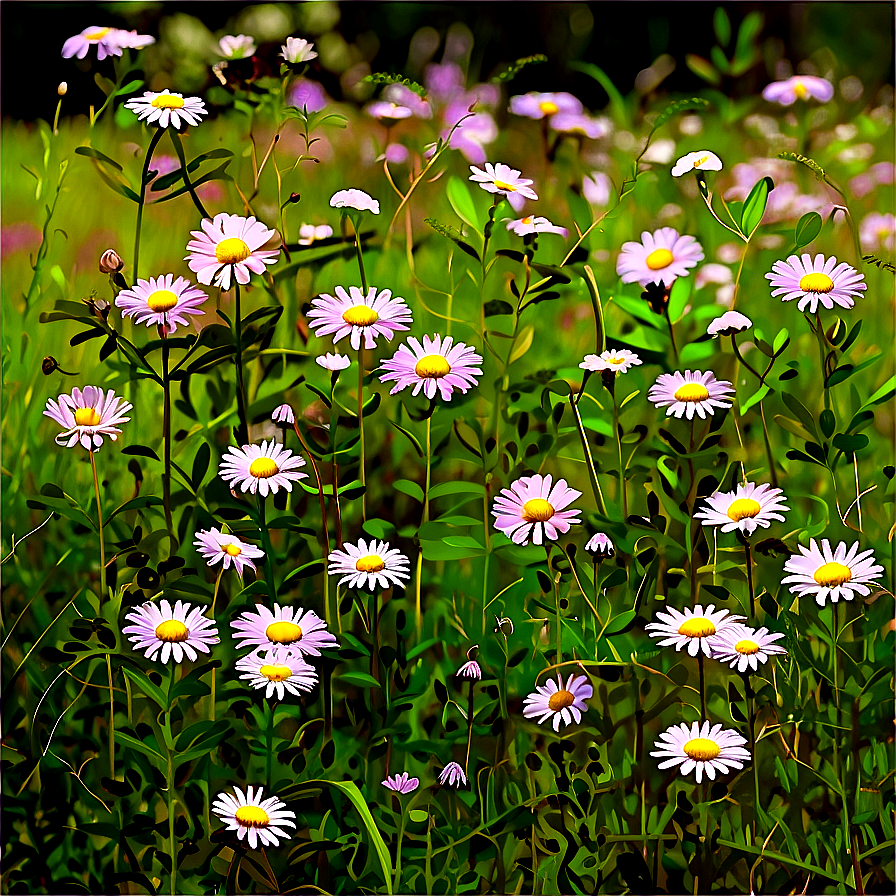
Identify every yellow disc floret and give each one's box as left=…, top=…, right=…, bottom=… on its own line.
left=726, top=498, right=762, bottom=522
left=235, top=805, right=270, bottom=827
left=342, top=305, right=379, bottom=327
left=799, top=272, right=834, bottom=293
left=86, top=28, right=111, bottom=40
left=414, top=354, right=451, bottom=378
left=673, top=383, right=711, bottom=402
left=74, top=407, right=102, bottom=427
left=813, top=561, right=852, bottom=588
left=493, top=180, right=517, bottom=192
left=548, top=689, right=575, bottom=711
left=522, top=498, right=554, bottom=522
left=224, top=543, right=242, bottom=557
left=678, top=616, right=716, bottom=638
left=249, top=457, right=279, bottom=479
left=259, top=664, right=293, bottom=682
left=215, top=237, right=251, bottom=265
left=151, top=94, right=185, bottom=110
left=146, top=289, right=178, bottom=312
left=355, top=554, right=386, bottom=573
left=645, top=248, right=674, bottom=270
left=265, top=621, right=303, bottom=644
left=683, top=737, right=721, bottom=761
left=155, top=619, right=189, bottom=642
left=734, top=639, right=761, bottom=655
left=539, top=101, right=559, bottom=115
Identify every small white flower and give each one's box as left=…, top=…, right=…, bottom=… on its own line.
left=327, top=538, right=411, bottom=591
left=272, top=404, right=295, bottom=425
left=298, top=224, right=333, bottom=246
left=219, top=34, right=256, bottom=59
left=316, top=353, right=352, bottom=371
left=580, top=349, right=642, bottom=374
left=280, top=37, right=317, bottom=64
left=708, top=624, right=788, bottom=673
left=645, top=604, right=745, bottom=657
left=330, top=189, right=380, bottom=214
left=212, top=785, right=296, bottom=850
left=707, top=311, right=753, bottom=337
left=695, top=481, right=788, bottom=535
left=672, top=151, right=723, bottom=177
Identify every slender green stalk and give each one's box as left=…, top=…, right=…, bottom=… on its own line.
left=745, top=539, right=755, bottom=618
left=168, top=129, right=210, bottom=220
left=89, top=451, right=106, bottom=603
left=611, top=384, right=627, bottom=518
left=357, top=347, right=367, bottom=520
left=698, top=652, right=707, bottom=719
left=257, top=496, right=277, bottom=603
left=134, top=128, right=165, bottom=282
left=569, top=391, right=606, bottom=514
left=464, top=677, right=476, bottom=773
left=161, top=332, right=174, bottom=537
left=167, top=750, right=176, bottom=896
left=415, top=412, right=435, bottom=638
left=744, top=673, right=760, bottom=840
left=547, top=546, right=562, bottom=662
left=106, top=654, right=115, bottom=780
left=664, top=305, right=680, bottom=365
left=812, top=310, right=832, bottom=411
left=264, top=699, right=274, bottom=790
left=233, top=282, right=249, bottom=444
left=353, top=217, right=369, bottom=293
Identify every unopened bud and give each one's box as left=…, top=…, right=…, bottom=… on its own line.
left=99, top=249, right=124, bottom=274
left=58, top=82, right=68, bottom=97
left=288, top=192, right=301, bottom=204
left=42, top=356, right=60, bottom=375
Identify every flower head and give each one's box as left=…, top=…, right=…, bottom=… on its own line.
left=438, top=761, right=467, bottom=787
left=212, top=786, right=296, bottom=850
left=672, top=151, right=723, bottom=177
left=194, top=527, right=265, bottom=577
left=115, top=274, right=207, bottom=333
left=523, top=673, right=592, bottom=732
left=186, top=213, right=279, bottom=291
left=506, top=216, right=568, bottom=238
left=707, top=311, right=752, bottom=337
left=308, top=286, right=412, bottom=351
left=330, top=189, right=380, bottom=214
left=859, top=212, right=895, bottom=253
left=62, top=26, right=152, bottom=61
left=124, top=90, right=207, bottom=129
left=218, top=441, right=307, bottom=497
left=122, top=598, right=219, bottom=664
left=645, top=604, right=745, bottom=657
left=549, top=113, right=609, bottom=139
left=327, top=538, right=411, bottom=591
left=298, top=224, right=333, bottom=245
left=379, top=334, right=483, bottom=401
left=763, top=76, right=834, bottom=106
left=492, top=474, right=581, bottom=546
left=651, top=721, right=750, bottom=783
left=469, top=162, right=538, bottom=201
left=782, top=539, right=884, bottom=606
left=617, top=228, right=704, bottom=287
left=765, top=254, right=866, bottom=314
left=316, top=353, right=351, bottom=371
left=114, top=30, right=156, bottom=51
left=648, top=370, right=734, bottom=420
left=44, top=385, right=133, bottom=451
left=580, top=349, right=642, bottom=374
left=272, top=404, right=295, bottom=425
left=382, top=772, right=419, bottom=794
left=708, top=624, right=788, bottom=673
left=585, top=533, right=615, bottom=560
left=231, top=603, right=339, bottom=656
left=281, top=37, right=317, bottom=64
left=509, top=92, right=583, bottom=120
left=219, top=34, right=256, bottom=59
left=366, top=101, right=413, bottom=120
left=99, top=249, right=124, bottom=273
left=695, top=482, right=788, bottom=536
left=235, top=647, right=318, bottom=700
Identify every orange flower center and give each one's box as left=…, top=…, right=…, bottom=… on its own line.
left=259, top=664, right=292, bottom=682
left=74, top=407, right=102, bottom=426
left=355, top=554, right=386, bottom=573
left=673, top=383, right=710, bottom=402
left=548, top=689, right=575, bottom=711
left=223, top=543, right=242, bottom=557
left=522, top=498, right=554, bottom=522
left=155, top=619, right=189, bottom=642
left=683, top=737, right=721, bottom=761
left=414, top=354, right=451, bottom=378
left=234, top=805, right=270, bottom=827
left=342, top=305, right=379, bottom=326
left=678, top=616, right=716, bottom=638
left=813, top=561, right=852, bottom=587
left=265, top=621, right=303, bottom=644
left=734, top=639, right=761, bottom=655
left=646, top=248, right=674, bottom=270
left=146, top=289, right=178, bottom=312
left=726, top=498, right=761, bottom=522
left=215, top=237, right=251, bottom=264
left=248, top=457, right=279, bottom=478
left=799, top=272, right=834, bottom=293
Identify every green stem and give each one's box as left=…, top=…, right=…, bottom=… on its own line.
left=167, top=750, right=176, bottom=896
left=569, top=391, right=606, bottom=514
left=89, top=450, right=106, bottom=603
left=547, top=546, right=562, bottom=662
left=264, top=699, right=274, bottom=791
left=745, top=673, right=760, bottom=840
left=464, top=678, right=476, bottom=773
left=423, top=413, right=433, bottom=525
left=134, top=128, right=165, bottom=282
left=698, top=652, right=707, bottom=720
left=357, top=347, right=367, bottom=521
left=161, top=334, right=174, bottom=538
left=233, top=282, right=249, bottom=444
left=745, top=539, right=755, bottom=618
left=168, top=129, right=210, bottom=220
left=106, top=654, right=115, bottom=780
left=353, top=218, right=369, bottom=293
left=664, top=305, right=680, bottom=365
left=257, top=496, right=277, bottom=603
left=612, top=386, right=627, bottom=518
left=812, top=310, right=832, bottom=411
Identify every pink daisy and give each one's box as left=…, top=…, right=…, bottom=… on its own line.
left=122, top=598, right=219, bottom=664
left=230, top=603, right=339, bottom=656
left=61, top=26, right=131, bottom=61
left=330, top=189, right=380, bottom=214
left=579, top=349, right=642, bottom=374
left=695, top=482, right=789, bottom=536
left=382, top=772, right=419, bottom=794
left=307, top=285, right=412, bottom=351
left=616, top=228, right=704, bottom=287
left=218, top=440, right=307, bottom=497
left=235, top=647, right=318, bottom=700
left=506, top=216, right=568, bottom=238
left=194, top=527, right=265, bottom=577
left=647, top=370, right=734, bottom=420
left=378, top=334, right=483, bottom=401
left=765, top=254, right=867, bottom=314
left=44, top=385, right=133, bottom=451
left=782, top=538, right=884, bottom=606
left=762, top=76, right=834, bottom=106
left=469, top=162, right=538, bottom=201
left=491, top=474, right=582, bottom=546
left=522, top=673, right=592, bottom=732
left=708, top=624, right=788, bottom=673
left=509, top=92, right=583, bottom=119
left=115, top=274, right=207, bottom=334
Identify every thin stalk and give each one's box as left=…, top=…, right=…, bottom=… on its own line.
left=264, top=699, right=274, bottom=791
left=464, top=679, right=476, bottom=773
left=812, top=310, right=832, bottom=411
left=161, top=333, right=174, bottom=537
left=210, top=569, right=224, bottom=723
left=569, top=392, right=606, bottom=514
left=233, top=282, right=249, bottom=444
left=745, top=539, right=755, bottom=618
left=89, top=451, right=106, bottom=602
left=744, top=673, right=760, bottom=840
left=415, top=412, right=433, bottom=638
left=106, top=654, right=115, bottom=780
left=168, top=129, right=210, bottom=220
left=664, top=306, right=680, bottom=365
left=356, top=348, right=367, bottom=520
left=167, top=750, right=176, bottom=896
left=134, top=128, right=165, bottom=282
left=353, top=218, right=369, bottom=293
left=257, top=496, right=277, bottom=603
left=611, top=386, right=627, bottom=518
left=547, top=546, right=562, bottom=662
left=698, top=652, right=707, bottom=720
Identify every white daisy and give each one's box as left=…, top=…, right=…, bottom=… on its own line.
left=647, top=370, right=734, bottom=421
left=645, top=604, right=745, bottom=657
left=708, top=624, right=788, bottom=672
left=327, top=538, right=411, bottom=591
left=230, top=603, right=339, bottom=656
left=218, top=440, right=307, bottom=497
left=122, top=599, right=219, bottom=664
left=235, top=647, right=318, bottom=700
left=782, top=538, right=884, bottom=606
left=124, top=90, right=207, bottom=129
left=194, top=527, right=265, bottom=577
left=694, top=482, right=789, bottom=536
left=671, top=151, right=723, bottom=177
left=212, top=785, right=296, bottom=849
left=651, top=720, right=750, bottom=782
left=579, top=349, right=642, bottom=374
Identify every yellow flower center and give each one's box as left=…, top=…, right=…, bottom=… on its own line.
left=645, top=248, right=674, bottom=270
left=548, top=689, right=575, bottom=711
left=265, top=621, right=303, bottom=644
left=146, top=289, right=178, bottom=312
left=151, top=94, right=185, bottom=110
left=539, top=101, right=559, bottom=115
left=522, top=498, right=554, bottom=522
left=493, top=180, right=517, bottom=192
left=678, top=616, right=716, bottom=638
left=693, top=156, right=709, bottom=168
left=414, top=354, right=451, bottom=378
left=341, top=305, right=379, bottom=327
left=683, top=737, right=721, bottom=761
left=86, top=28, right=111, bottom=40
left=155, top=619, right=189, bottom=642
left=813, top=561, right=852, bottom=587
left=234, top=805, right=270, bottom=827
left=673, top=383, right=710, bottom=402
left=224, top=543, right=242, bottom=557
left=259, top=664, right=292, bottom=682
left=74, top=407, right=102, bottom=427
left=726, top=498, right=762, bottom=522
left=794, top=81, right=807, bottom=99
left=799, top=272, right=834, bottom=293
left=248, top=457, right=279, bottom=478
left=355, top=554, right=386, bottom=573
left=735, top=639, right=761, bottom=655
left=606, top=356, right=624, bottom=364
left=215, top=237, right=251, bottom=265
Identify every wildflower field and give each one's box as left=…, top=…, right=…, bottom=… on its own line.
left=2, top=3, right=895, bottom=894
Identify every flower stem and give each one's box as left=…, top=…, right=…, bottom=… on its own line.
left=353, top=217, right=369, bottom=292
left=168, top=129, right=210, bottom=220
left=161, top=333, right=174, bottom=539
left=698, top=651, right=707, bottom=719
left=357, top=347, right=367, bottom=521
left=257, top=495, right=277, bottom=603
left=547, top=546, right=562, bottom=662
left=233, top=282, right=249, bottom=444
left=611, top=387, right=627, bottom=518
left=464, top=678, right=476, bottom=774
left=264, top=699, right=274, bottom=791
left=89, top=450, right=106, bottom=603
left=744, top=672, right=760, bottom=840
left=134, top=127, right=165, bottom=282
left=745, top=539, right=755, bottom=618
left=569, top=390, right=606, bottom=514
left=106, top=654, right=115, bottom=780
left=812, top=310, right=832, bottom=411
left=664, top=305, right=680, bottom=366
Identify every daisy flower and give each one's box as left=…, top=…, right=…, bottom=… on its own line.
left=366, top=101, right=413, bottom=120
left=218, top=440, right=307, bottom=497
left=707, top=311, right=752, bottom=337
left=647, top=370, right=734, bottom=421
left=506, top=216, right=568, bottom=238
left=491, top=474, right=582, bottom=546
left=859, top=212, right=895, bottom=252
left=509, top=92, right=583, bottom=119
left=115, top=274, right=207, bottom=333
left=281, top=37, right=317, bottom=64
left=378, top=334, right=483, bottom=401
left=671, top=151, right=723, bottom=177
left=194, top=527, right=265, bottom=577
left=327, top=538, right=411, bottom=591
left=765, top=254, right=867, bottom=314
left=617, top=228, right=704, bottom=287
left=549, top=113, right=609, bottom=139
left=330, top=189, right=380, bottom=214
left=382, top=772, right=419, bottom=794
left=297, top=224, right=333, bottom=245
left=62, top=26, right=126, bottom=61
left=762, top=75, right=834, bottom=105
left=235, top=647, right=318, bottom=700
left=645, top=604, right=745, bottom=657
left=585, top=532, right=615, bottom=560
left=44, top=385, right=133, bottom=451
left=438, top=762, right=467, bottom=787
left=122, top=599, right=219, bottom=664
left=782, top=538, right=884, bottom=606
left=272, top=404, right=295, bottom=425
left=124, top=90, right=207, bottom=129
left=212, top=786, right=296, bottom=850
left=113, top=30, right=156, bottom=51
left=651, top=721, right=750, bottom=783
left=580, top=349, right=642, bottom=374
left=469, top=162, right=538, bottom=201
left=708, top=624, right=788, bottom=672
left=316, top=352, right=352, bottom=371
left=219, top=34, right=256, bottom=59
left=185, top=213, right=280, bottom=291
left=522, top=673, right=592, bottom=732
left=307, top=285, right=412, bottom=351
left=695, top=482, right=789, bottom=536
left=231, top=603, right=338, bottom=656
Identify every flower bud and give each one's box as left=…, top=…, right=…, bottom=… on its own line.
left=57, top=82, right=68, bottom=97
left=42, top=356, right=60, bottom=375
left=99, top=249, right=124, bottom=274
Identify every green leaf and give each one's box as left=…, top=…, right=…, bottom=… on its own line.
left=446, top=176, right=480, bottom=232
left=603, top=610, right=636, bottom=635
left=409, top=809, right=429, bottom=823
left=713, top=6, right=731, bottom=46
left=393, top=479, right=424, bottom=502
left=741, top=176, right=773, bottom=236
left=115, top=731, right=165, bottom=766
left=509, top=326, right=534, bottom=365
left=685, top=55, right=721, bottom=86
left=122, top=666, right=167, bottom=708
left=667, top=276, right=690, bottom=323
left=740, top=383, right=770, bottom=414
left=428, top=481, right=486, bottom=499
left=861, top=374, right=895, bottom=408
left=74, top=145, right=123, bottom=172
left=794, top=212, right=822, bottom=248
left=388, top=420, right=424, bottom=458
left=339, top=671, right=381, bottom=689
left=656, top=456, right=679, bottom=490
left=569, top=62, right=627, bottom=120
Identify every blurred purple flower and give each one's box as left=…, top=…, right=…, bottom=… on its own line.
left=288, top=79, right=328, bottom=113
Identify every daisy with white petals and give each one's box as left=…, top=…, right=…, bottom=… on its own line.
left=124, top=90, right=207, bottom=129
left=651, top=721, right=750, bottom=782
left=645, top=604, right=745, bottom=657
left=648, top=370, right=734, bottom=420
left=617, top=228, right=704, bottom=287
left=708, top=624, right=788, bottom=672
left=695, top=482, right=789, bottom=536
left=218, top=441, right=307, bottom=497
left=506, top=216, right=568, bottom=237
left=330, top=189, right=380, bottom=214
left=782, top=539, right=884, bottom=606
left=281, top=37, right=317, bottom=64
left=218, top=35, right=256, bottom=59
left=307, top=285, right=412, bottom=351
left=212, top=786, right=296, bottom=850
left=580, top=349, right=642, bottom=374
left=707, top=311, right=752, bottom=337
left=122, top=599, right=219, bottom=664
left=379, top=334, right=483, bottom=401
left=44, top=385, right=133, bottom=451
left=235, top=647, right=318, bottom=700
left=672, top=151, right=723, bottom=177
left=469, top=162, right=538, bottom=201
left=186, top=213, right=280, bottom=291
left=115, top=274, right=207, bottom=333
left=316, top=353, right=352, bottom=371
left=231, top=603, right=338, bottom=656
left=194, top=527, right=265, bottom=577
left=523, top=673, right=592, bottom=732
left=492, top=474, right=582, bottom=546
left=327, top=538, right=411, bottom=591
left=765, top=254, right=867, bottom=313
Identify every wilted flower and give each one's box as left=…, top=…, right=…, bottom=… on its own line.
left=438, top=762, right=467, bottom=787
left=272, top=404, right=295, bottom=425
left=505, top=216, right=568, bottom=237
left=585, top=533, right=615, bottom=559
left=194, top=527, right=265, bottom=577
left=316, top=353, right=351, bottom=371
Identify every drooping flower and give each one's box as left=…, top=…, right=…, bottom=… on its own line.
left=765, top=254, right=867, bottom=314
left=272, top=404, right=295, bottom=425
left=438, top=762, right=467, bottom=787
left=456, top=659, right=482, bottom=680
left=194, top=527, right=265, bottom=577
left=579, top=349, right=642, bottom=374
left=707, top=311, right=752, bottom=337
left=585, top=533, right=615, bottom=560
left=326, top=538, right=411, bottom=591
left=708, top=624, right=788, bottom=672
left=382, top=772, right=419, bottom=794
left=647, top=370, right=734, bottom=421
left=297, top=224, right=333, bottom=245
left=505, top=216, right=568, bottom=237
left=212, top=786, right=296, bottom=850
left=124, top=90, right=207, bottom=129
left=651, top=721, right=750, bottom=782
left=44, top=385, right=133, bottom=451
left=307, top=286, right=412, bottom=351
left=235, top=647, right=319, bottom=700
left=122, top=599, right=219, bottom=664
left=218, top=441, right=307, bottom=497
left=231, top=604, right=339, bottom=656
left=316, top=353, right=351, bottom=371
left=469, top=162, right=538, bottom=201
left=281, top=37, right=317, bottom=64
left=330, top=189, right=380, bottom=214
left=859, top=212, right=896, bottom=252
left=762, top=75, right=834, bottom=106
left=671, top=151, right=723, bottom=177
left=617, top=228, right=704, bottom=287
left=185, top=213, right=280, bottom=291
left=492, top=474, right=582, bottom=546
left=645, top=604, right=745, bottom=657
left=218, top=34, right=256, bottom=59
left=509, top=92, right=583, bottom=120
left=695, top=482, right=789, bottom=536
left=115, top=274, right=207, bottom=333
left=522, top=673, right=592, bottom=732
left=379, top=334, right=483, bottom=401
left=782, top=539, right=884, bottom=606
